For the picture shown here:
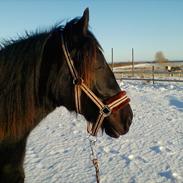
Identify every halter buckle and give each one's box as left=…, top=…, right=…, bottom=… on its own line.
left=100, top=105, right=111, bottom=117
left=73, top=77, right=83, bottom=85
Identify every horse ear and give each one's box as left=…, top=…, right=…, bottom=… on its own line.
left=78, top=8, right=89, bottom=35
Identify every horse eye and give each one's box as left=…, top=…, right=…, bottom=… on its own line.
left=95, top=65, right=104, bottom=70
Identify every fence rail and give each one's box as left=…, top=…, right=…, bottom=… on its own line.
left=113, top=69, right=183, bottom=83
left=115, top=77, right=183, bottom=83
left=114, top=70, right=183, bottom=75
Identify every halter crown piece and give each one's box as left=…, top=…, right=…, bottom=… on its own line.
left=61, top=34, right=130, bottom=136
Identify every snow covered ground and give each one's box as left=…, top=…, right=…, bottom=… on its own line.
left=24, top=80, right=183, bottom=183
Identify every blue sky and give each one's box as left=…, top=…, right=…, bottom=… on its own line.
left=0, top=0, right=182, bottom=62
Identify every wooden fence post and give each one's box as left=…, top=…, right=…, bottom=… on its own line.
left=132, top=48, right=134, bottom=77
left=111, top=48, right=114, bottom=72
left=152, top=66, right=155, bottom=84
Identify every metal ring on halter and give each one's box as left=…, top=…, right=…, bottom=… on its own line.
left=73, top=77, right=83, bottom=85
left=100, top=105, right=111, bottom=117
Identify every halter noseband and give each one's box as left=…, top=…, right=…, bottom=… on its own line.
left=61, top=35, right=130, bottom=136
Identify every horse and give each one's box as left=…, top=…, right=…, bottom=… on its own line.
left=0, top=8, right=133, bottom=183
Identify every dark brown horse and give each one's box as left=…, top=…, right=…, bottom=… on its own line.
left=0, top=9, right=133, bottom=183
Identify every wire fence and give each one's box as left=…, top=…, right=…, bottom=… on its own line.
left=113, top=68, right=183, bottom=84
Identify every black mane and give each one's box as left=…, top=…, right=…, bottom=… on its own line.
left=0, top=25, right=63, bottom=140
left=0, top=18, right=101, bottom=141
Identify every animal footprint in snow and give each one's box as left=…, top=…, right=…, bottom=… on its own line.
left=150, top=142, right=172, bottom=154
left=159, top=170, right=182, bottom=181
left=121, top=154, right=134, bottom=167
left=110, top=148, right=120, bottom=155
left=150, top=145, right=164, bottom=154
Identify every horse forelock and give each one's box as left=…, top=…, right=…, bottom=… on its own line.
left=64, top=19, right=102, bottom=88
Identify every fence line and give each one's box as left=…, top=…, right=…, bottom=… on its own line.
left=114, top=69, right=183, bottom=83
left=115, top=77, right=183, bottom=83
left=114, top=70, right=183, bottom=75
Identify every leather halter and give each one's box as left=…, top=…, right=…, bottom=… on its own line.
left=61, top=34, right=130, bottom=136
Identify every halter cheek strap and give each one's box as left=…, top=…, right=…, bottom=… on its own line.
left=61, top=34, right=130, bottom=136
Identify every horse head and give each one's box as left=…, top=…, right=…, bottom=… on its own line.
left=59, top=8, right=133, bottom=138
left=41, top=8, right=133, bottom=138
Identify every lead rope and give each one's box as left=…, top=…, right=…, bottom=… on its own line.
left=61, top=35, right=100, bottom=183
left=88, top=135, right=100, bottom=183
left=61, top=34, right=129, bottom=183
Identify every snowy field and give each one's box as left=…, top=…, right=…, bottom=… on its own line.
left=24, top=80, right=183, bottom=183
